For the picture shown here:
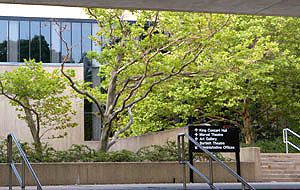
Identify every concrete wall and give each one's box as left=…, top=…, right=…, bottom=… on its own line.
left=222, top=147, right=262, bottom=180
left=0, top=161, right=257, bottom=186
left=0, top=63, right=85, bottom=150
left=110, top=127, right=188, bottom=152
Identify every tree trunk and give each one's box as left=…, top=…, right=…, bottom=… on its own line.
left=99, top=122, right=112, bottom=152
left=244, top=114, right=254, bottom=144
left=23, top=98, right=42, bottom=155
left=242, top=98, right=254, bottom=144
left=99, top=70, right=117, bottom=152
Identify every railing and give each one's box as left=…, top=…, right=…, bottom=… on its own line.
left=177, top=133, right=255, bottom=190
left=283, top=128, right=300, bottom=153
left=7, top=133, right=43, bottom=190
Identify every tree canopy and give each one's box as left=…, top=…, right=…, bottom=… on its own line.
left=129, top=15, right=300, bottom=144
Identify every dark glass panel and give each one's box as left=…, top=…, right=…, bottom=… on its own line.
left=0, top=20, right=8, bottom=62
left=51, top=22, right=61, bottom=63
left=19, top=21, right=30, bottom=62
left=41, top=22, right=51, bottom=63
left=61, top=22, right=71, bottom=62
left=8, top=21, right=19, bottom=62
left=30, top=21, right=41, bottom=62
left=71, top=23, right=81, bottom=63
left=84, top=99, right=93, bottom=141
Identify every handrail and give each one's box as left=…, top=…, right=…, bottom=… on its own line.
left=283, top=128, right=300, bottom=153
left=7, top=133, right=43, bottom=190
left=177, top=133, right=255, bottom=190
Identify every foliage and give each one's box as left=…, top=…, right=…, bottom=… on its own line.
left=128, top=15, right=300, bottom=144
left=0, top=60, right=78, bottom=152
left=0, top=140, right=228, bottom=163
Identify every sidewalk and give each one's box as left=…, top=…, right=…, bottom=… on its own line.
left=1, top=183, right=300, bottom=190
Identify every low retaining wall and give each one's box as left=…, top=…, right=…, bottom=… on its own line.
left=109, top=127, right=187, bottom=152
left=0, top=161, right=257, bottom=186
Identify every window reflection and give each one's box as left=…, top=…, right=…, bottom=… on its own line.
left=0, top=20, right=8, bottom=62
left=82, top=23, right=91, bottom=61
left=51, top=22, right=61, bottom=63
left=41, top=22, right=51, bottom=63
left=8, top=21, right=18, bottom=62
left=92, top=23, right=101, bottom=67
left=19, top=21, right=29, bottom=62
left=82, top=23, right=92, bottom=82
left=72, top=23, right=81, bottom=63
left=30, top=21, right=41, bottom=62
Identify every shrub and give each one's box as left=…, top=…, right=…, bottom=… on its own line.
left=0, top=140, right=230, bottom=163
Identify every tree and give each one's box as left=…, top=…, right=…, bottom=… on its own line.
left=59, top=9, right=230, bottom=151
left=129, top=15, right=300, bottom=144
left=0, top=60, right=78, bottom=154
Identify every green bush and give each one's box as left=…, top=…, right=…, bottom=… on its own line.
left=0, top=139, right=230, bottom=163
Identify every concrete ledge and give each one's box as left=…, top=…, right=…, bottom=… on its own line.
left=0, top=161, right=257, bottom=186
left=109, top=127, right=187, bottom=152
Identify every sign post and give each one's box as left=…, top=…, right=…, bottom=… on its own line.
left=188, top=124, right=240, bottom=183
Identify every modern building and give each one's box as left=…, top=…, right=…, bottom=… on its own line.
left=0, top=4, right=102, bottom=149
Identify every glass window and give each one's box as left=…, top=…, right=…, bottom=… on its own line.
left=41, top=22, right=51, bottom=63
left=82, top=23, right=92, bottom=82
left=19, top=21, right=30, bottom=62
left=92, top=23, right=101, bottom=53
left=8, top=21, right=19, bottom=62
left=0, top=20, right=8, bottom=62
left=92, top=23, right=101, bottom=67
left=82, top=23, right=92, bottom=61
left=30, top=21, right=41, bottom=62
left=71, top=23, right=81, bottom=63
left=51, top=22, right=61, bottom=63
left=61, top=22, right=71, bottom=62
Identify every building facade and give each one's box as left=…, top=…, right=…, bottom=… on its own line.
left=0, top=4, right=102, bottom=149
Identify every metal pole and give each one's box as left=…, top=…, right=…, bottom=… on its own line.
left=8, top=135, right=12, bottom=190
left=182, top=136, right=187, bottom=190
left=284, top=130, right=289, bottom=154
left=178, top=135, right=181, bottom=162
left=209, top=158, right=213, bottom=190
left=189, top=147, right=194, bottom=183
left=22, top=159, right=25, bottom=190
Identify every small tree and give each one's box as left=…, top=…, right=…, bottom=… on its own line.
left=0, top=60, right=78, bottom=154
left=59, top=9, right=230, bottom=151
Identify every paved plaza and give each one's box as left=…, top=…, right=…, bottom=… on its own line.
left=2, top=183, right=300, bottom=190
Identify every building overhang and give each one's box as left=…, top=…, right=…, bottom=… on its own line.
left=0, top=0, right=300, bottom=17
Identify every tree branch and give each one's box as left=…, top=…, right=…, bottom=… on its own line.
left=106, top=105, right=134, bottom=150
left=109, top=17, right=230, bottom=122
left=57, top=23, right=105, bottom=118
